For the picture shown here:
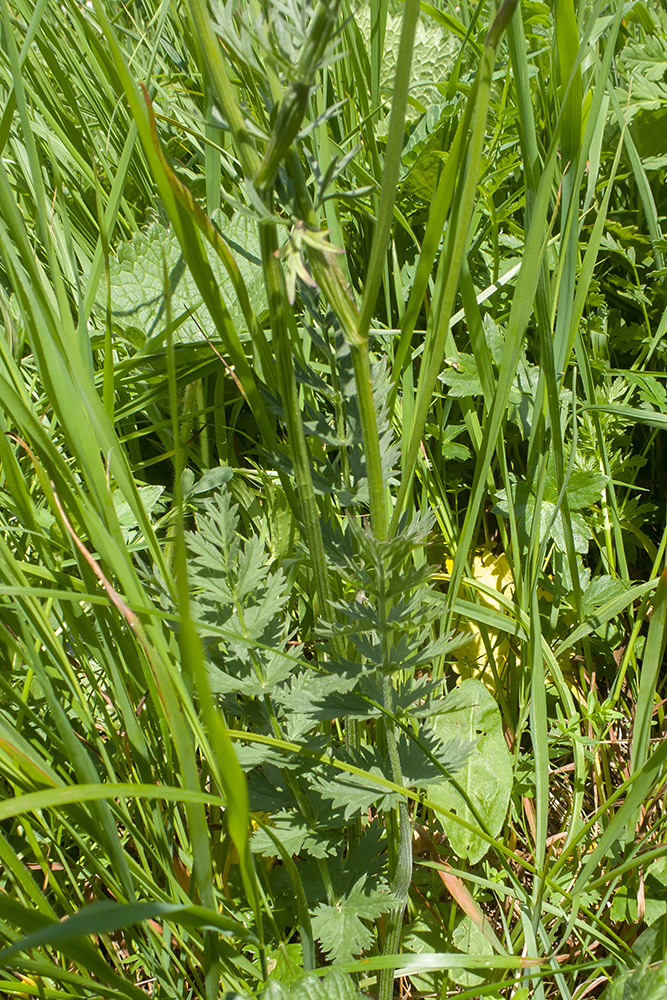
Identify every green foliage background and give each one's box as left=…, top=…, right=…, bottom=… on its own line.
left=0, top=0, right=667, bottom=998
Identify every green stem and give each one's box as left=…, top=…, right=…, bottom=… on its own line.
left=378, top=679, right=411, bottom=1000
left=254, top=0, right=340, bottom=194
left=357, top=0, right=420, bottom=345
left=350, top=344, right=388, bottom=539
left=269, top=146, right=394, bottom=580
left=376, top=570, right=410, bottom=999
left=186, top=0, right=261, bottom=178
left=258, top=222, right=334, bottom=619
left=284, top=146, right=390, bottom=540
left=389, top=30, right=501, bottom=537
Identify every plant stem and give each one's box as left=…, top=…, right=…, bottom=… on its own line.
left=283, top=145, right=391, bottom=541
left=376, top=559, right=410, bottom=1000
left=357, top=0, right=420, bottom=346
left=389, top=1, right=518, bottom=537
left=389, top=41, right=496, bottom=536
left=258, top=221, right=334, bottom=619
left=186, top=0, right=261, bottom=178
left=378, top=678, right=411, bottom=1000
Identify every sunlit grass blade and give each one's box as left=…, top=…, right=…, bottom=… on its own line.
left=629, top=568, right=667, bottom=791
left=390, top=3, right=518, bottom=533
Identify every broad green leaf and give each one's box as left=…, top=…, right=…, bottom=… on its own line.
left=493, top=463, right=608, bottom=555
left=439, top=353, right=484, bottom=397
left=644, top=856, right=667, bottom=926
left=112, top=484, right=164, bottom=542
left=189, top=465, right=234, bottom=496
left=399, top=102, right=452, bottom=202
left=450, top=916, right=493, bottom=987
left=251, top=812, right=310, bottom=858
left=402, top=918, right=446, bottom=994
left=354, top=3, right=458, bottom=117
left=105, top=212, right=266, bottom=344
left=546, top=468, right=608, bottom=509
left=427, top=679, right=512, bottom=864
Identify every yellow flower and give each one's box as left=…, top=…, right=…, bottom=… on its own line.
left=447, top=551, right=514, bottom=687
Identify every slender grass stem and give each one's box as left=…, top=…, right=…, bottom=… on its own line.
left=186, top=0, right=261, bottom=178
left=390, top=31, right=499, bottom=535
left=258, top=223, right=334, bottom=619
left=357, top=0, right=420, bottom=348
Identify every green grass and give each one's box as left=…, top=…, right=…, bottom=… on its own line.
left=1, top=0, right=667, bottom=998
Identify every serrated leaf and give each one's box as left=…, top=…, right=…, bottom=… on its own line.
left=581, top=575, right=629, bottom=615
left=354, top=3, right=458, bottom=114
left=235, top=743, right=293, bottom=772
left=439, top=354, right=484, bottom=398
left=427, top=679, right=512, bottom=864
left=188, top=490, right=297, bottom=700
left=400, top=104, right=452, bottom=201
left=619, top=35, right=667, bottom=83
left=105, top=212, right=265, bottom=344
left=300, top=828, right=346, bottom=859
left=273, top=669, right=366, bottom=722
left=493, top=468, right=603, bottom=555
left=544, top=468, right=608, bottom=509
left=507, top=359, right=539, bottom=437
left=441, top=423, right=471, bottom=462
left=314, top=745, right=401, bottom=819
left=251, top=812, right=310, bottom=858
left=397, top=728, right=473, bottom=786
left=333, top=821, right=387, bottom=895
left=600, top=956, right=667, bottom=1000
left=112, top=485, right=164, bottom=542
left=310, top=880, right=396, bottom=963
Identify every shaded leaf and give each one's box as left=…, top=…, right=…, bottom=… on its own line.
left=450, top=916, right=493, bottom=987
left=427, top=679, right=512, bottom=864
left=105, top=212, right=265, bottom=344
